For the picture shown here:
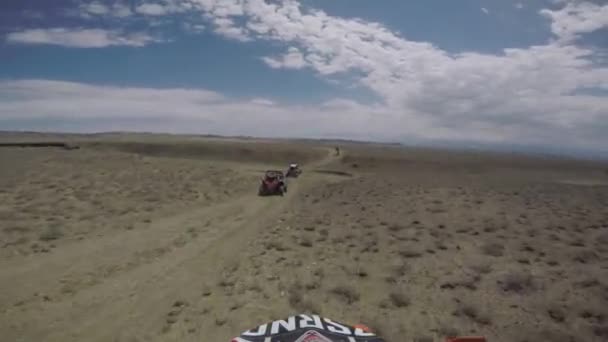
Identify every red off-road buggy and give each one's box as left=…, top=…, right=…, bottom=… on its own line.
left=258, top=170, right=287, bottom=196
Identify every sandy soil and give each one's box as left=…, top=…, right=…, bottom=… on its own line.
left=1, top=135, right=607, bottom=342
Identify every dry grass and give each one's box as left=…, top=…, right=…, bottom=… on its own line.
left=0, top=141, right=264, bottom=257
left=498, top=270, right=536, bottom=294
left=480, top=242, right=504, bottom=257
left=287, top=282, right=320, bottom=313
left=398, top=248, right=423, bottom=258
left=388, top=291, right=410, bottom=308
left=546, top=305, right=566, bottom=323
left=440, top=273, right=481, bottom=291
left=454, top=301, right=492, bottom=326
left=2, top=134, right=608, bottom=342
left=469, top=262, right=493, bottom=275
left=39, top=226, right=63, bottom=241
left=298, top=236, right=313, bottom=247
left=330, top=285, right=360, bottom=305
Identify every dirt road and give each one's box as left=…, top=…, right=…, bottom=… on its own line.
left=0, top=147, right=342, bottom=342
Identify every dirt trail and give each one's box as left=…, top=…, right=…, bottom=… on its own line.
left=1, top=148, right=341, bottom=342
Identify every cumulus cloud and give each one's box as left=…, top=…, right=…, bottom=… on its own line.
left=134, top=0, right=194, bottom=16
left=262, top=47, right=307, bottom=69
left=540, top=1, right=608, bottom=41
left=10, top=1, right=199, bottom=49
left=82, top=1, right=109, bottom=15
left=73, top=1, right=132, bottom=18
left=73, top=1, right=190, bottom=19
left=178, top=0, right=608, bottom=98
left=211, top=17, right=252, bottom=41
left=6, top=28, right=160, bottom=48
left=135, top=3, right=168, bottom=16
left=250, top=98, right=276, bottom=106
left=1, top=79, right=606, bottom=153
left=0, top=80, right=395, bottom=140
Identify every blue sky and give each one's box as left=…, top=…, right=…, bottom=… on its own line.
left=0, top=0, right=607, bottom=155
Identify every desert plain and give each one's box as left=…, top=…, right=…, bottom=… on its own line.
left=1, top=132, right=607, bottom=342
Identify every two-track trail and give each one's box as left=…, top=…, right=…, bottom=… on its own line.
left=0, top=149, right=341, bottom=342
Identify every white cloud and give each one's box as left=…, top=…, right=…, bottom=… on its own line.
left=250, top=98, right=275, bottom=106
left=133, top=0, right=191, bottom=16
left=262, top=47, right=307, bottom=69
left=74, top=1, right=132, bottom=18
left=6, top=28, right=160, bottom=48
left=515, top=3, right=524, bottom=9
left=211, top=17, right=252, bottom=41
left=481, top=7, right=489, bottom=14
left=0, top=80, right=395, bottom=140
left=1, top=79, right=607, bottom=152
left=136, top=3, right=168, bottom=16
left=83, top=1, right=109, bottom=15
left=540, top=1, right=608, bottom=41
